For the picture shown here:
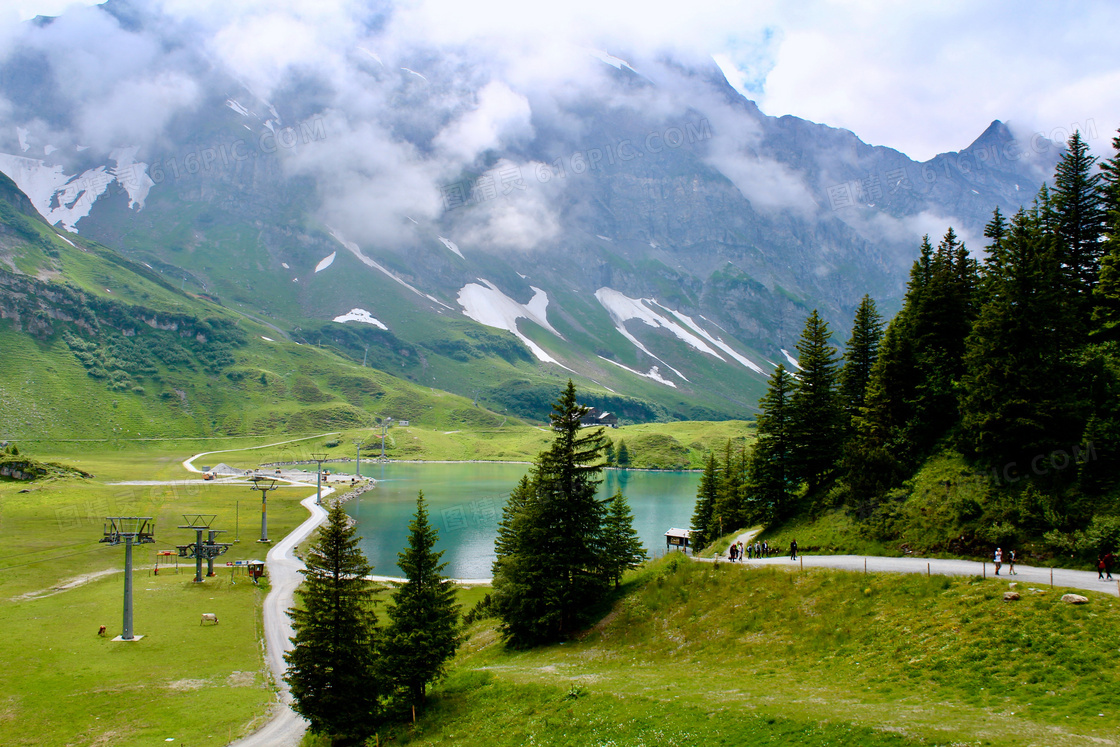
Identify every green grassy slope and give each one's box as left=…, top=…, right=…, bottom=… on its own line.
left=366, top=555, right=1119, bottom=747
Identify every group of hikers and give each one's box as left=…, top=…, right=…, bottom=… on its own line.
left=1097, top=552, right=1116, bottom=580
left=726, top=539, right=798, bottom=561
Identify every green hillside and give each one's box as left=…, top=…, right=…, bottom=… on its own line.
left=0, top=172, right=542, bottom=440
left=364, top=555, right=1119, bottom=747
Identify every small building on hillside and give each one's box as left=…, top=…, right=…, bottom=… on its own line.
left=579, top=407, right=619, bottom=428
left=665, top=527, right=692, bottom=553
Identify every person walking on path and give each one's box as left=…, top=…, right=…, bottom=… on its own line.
left=994, top=547, right=1002, bottom=575
left=790, top=539, right=798, bottom=561
left=1008, top=549, right=1017, bottom=575
left=1105, top=552, right=1115, bottom=580
left=729, top=543, right=738, bottom=561
left=1099, top=555, right=1107, bottom=580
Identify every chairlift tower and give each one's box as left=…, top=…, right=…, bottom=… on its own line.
left=309, top=452, right=328, bottom=506
left=176, top=515, right=232, bottom=582
left=99, top=517, right=155, bottom=641
left=378, top=417, right=393, bottom=461
left=249, top=474, right=278, bottom=543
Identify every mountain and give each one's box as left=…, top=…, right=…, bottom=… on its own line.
left=0, top=170, right=536, bottom=441
left=0, top=2, right=1060, bottom=422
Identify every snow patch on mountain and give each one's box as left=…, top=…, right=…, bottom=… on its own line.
left=333, top=308, right=388, bottom=329
left=0, top=148, right=154, bottom=229
left=109, top=147, right=154, bottom=210
left=588, top=49, right=636, bottom=73
left=329, top=228, right=452, bottom=309
left=457, top=280, right=563, bottom=364
left=17, top=127, right=29, bottom=152
left=438, top=236, right=463, bottom=258
left=281, top=262, right=290, bottom=269
left=598, top=357, right=677, bottom=388
left=315, top=252, right=336, bottom=272
left=781, top=349, right=801, bottom=370
left=225, top=99, right=252, bottom=117
left=44, top=145, right=57, bottom=156
left=655, top=305, right=765, bottom=374
left=595, top=287, right=723, bottom=359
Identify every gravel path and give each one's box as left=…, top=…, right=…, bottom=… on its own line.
left=178, top=440, right=338, bottom=747
left=227, top=491, right=332, bottom=747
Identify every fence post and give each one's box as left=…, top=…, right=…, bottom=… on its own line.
left=927, top=562, right=930, bottom=577
left=983, top=561, right=986, bottom=579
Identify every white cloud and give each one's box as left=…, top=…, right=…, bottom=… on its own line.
left=433, top=81, right=533, bottom=166
left=455, top=160, right=562, bottom=251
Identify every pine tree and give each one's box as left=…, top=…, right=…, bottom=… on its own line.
left=284, top=502, right=383, bottom=744
left=712, top=439, right=746, bottom=531
left=381, top=493, right=461, bottom=709
left=491, top=381, right=609, bottom=647
left=747, top=364, right=798, bottom=523
left=1052, top=131, right=1106, bottom=314
left=979, top=207, right=1009, bottom=303
left=787, top=311, right=844, bottom=492
left=616, top=440, right=630, bottom=467
left=839, top=294, right=884, bottom=431
left=842, top=318, right=919, bottom=501
left=959, top=208, right=1079, bottom=468
left=604, top=438, right=616, bottom=466
left=689, top=451, right=720, bottom=549
left=601, top=490, right=647, bottom=587
left=1095, top=128, right=1120, bottom=342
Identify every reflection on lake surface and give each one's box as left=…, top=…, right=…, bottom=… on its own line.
left=346, top=462, right=700, bottom=579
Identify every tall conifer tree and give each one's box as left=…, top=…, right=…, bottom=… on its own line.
left=839, top=294, right=884, bottom=431
left=381, top=493, right=461, bottom=709
left=713, top=439, right=746, bottom=531
left=1095, top=128, right=1120, bottom=342
left=491, top=381, right=608, bottom=647
left=787, top=311, right=843, bottom=492
left=960, top=208, right=1079, bottom=467
left=601, top=490, right=647, bottom=588
left=1053, top=131, right=1106, bottom=315
left=690, top=451, right=720, bottom=549
left=285, top=502, right=383, bottom=744
left=748, top=364, right=798, bottom=523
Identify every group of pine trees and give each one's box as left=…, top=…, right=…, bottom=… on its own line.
left=284, top=495, right=460, bottom=746
left=693, top=128, right=1120, bottom=552
left=491, top=381, right=646, bottom=647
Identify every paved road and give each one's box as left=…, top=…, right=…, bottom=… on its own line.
left=703, top=552, right=1120, bottom=597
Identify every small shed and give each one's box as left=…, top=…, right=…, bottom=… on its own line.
left=664, top=527, right=692, bottom=553
left=246, top=560, right=266, bottom=583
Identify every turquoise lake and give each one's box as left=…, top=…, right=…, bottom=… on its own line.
left=346, top=462, right=700, bottom=579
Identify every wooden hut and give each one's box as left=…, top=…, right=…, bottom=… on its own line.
left=664, top=527, right=692, bottom=553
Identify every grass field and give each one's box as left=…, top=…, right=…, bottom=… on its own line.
left=0, top=441, right=532, bottom=746
left=358, top=554, right=1120, bottom=747
left=0, top=440, right=319, bottom=746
